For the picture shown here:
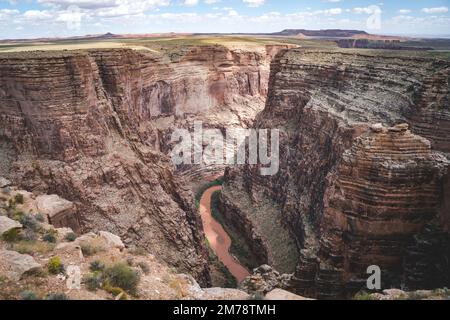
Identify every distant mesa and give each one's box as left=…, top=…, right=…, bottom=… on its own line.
left=271, top=29, right=369, bottom=38
left=97, top=32, right=117, bottom=39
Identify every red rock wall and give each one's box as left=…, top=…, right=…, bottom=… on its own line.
left=222, top=48, right=450, bottom=298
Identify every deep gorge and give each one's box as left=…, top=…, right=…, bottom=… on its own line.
left=0, top=45, right=449, bottom=298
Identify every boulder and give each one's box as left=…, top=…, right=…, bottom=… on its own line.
left=265, top=289, right=312, bottom=300
left=0, top=216, right=22, bottom=236
left=0, top=250, right=41, bottom=281
left=240, top=265, right=289, bottom=294
left=74, top=232, right=97, bottom=244
left=0, top=177, right=11, bottom=188
left=36, top=195, right=80, bottom=232
left=201, top=288, right=250, bottom=300
left=370, top=123, right=384, bottom=133
left=54, top=242, right=84, bottom=264
left=36, top=195, right=74, bottom=219
left=99, top=231, right=125, bottom=250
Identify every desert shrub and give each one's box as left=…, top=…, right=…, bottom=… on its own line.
left=47, top=256, right=64, bottom=275
left=81, top=244, right=96, bottom=256
left=19, top=215, right=40, bottom=232
left=137, top=262, right=150, bottom=275
left=7, top=198, right=15, bottom=209
left=13, top=241, right=54, bottom=255
left=22, top=229, right=38, bottom=242
left=42, top=230, right=57, bottom=243
left=14, top=194, right=24, bottom=204
left=20, top=291, right=39, bottom=300
left=2, top=228, right=21, bottom=243
left=83, top=272, right=103, bottom=291
left=45, top=293, right=69, bottom=300
left=354, top=291, right=374, bottom=301
left=103, top=284, right=128, bottom=300
left=35, top=213, right=45, bottom=223
left=90, top=260, right=106, bottom=272
left=80, top=239, right=105, bottom=257
left=10, top=209, right=24, bottom=221
left=64, top=232, right=77, bottom=242
left=103, top=263, right=140, bottom=295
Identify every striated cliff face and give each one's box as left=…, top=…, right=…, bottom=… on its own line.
left=222, top=48, right=450, bottom=298
left=0, top=44, right=288, bottom=285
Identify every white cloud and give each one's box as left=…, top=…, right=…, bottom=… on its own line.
left=23, top=10, right=54, bottom=20
left=183, top=0, right=198, bottom=6
left=243, top=0, right=265, bottom=8
left=422, top=7, right=448, bottom=14
left=398, top=9, right=411, bottom=14
left=326, top=8, right=342, bottom=15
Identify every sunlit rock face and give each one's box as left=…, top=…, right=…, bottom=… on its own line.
left=222, top=48, right=450, bottom=298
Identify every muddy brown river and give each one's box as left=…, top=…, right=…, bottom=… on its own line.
left=199, top=186, right=250, bottom=283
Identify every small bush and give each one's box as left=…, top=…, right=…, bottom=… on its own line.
left=137, top=262, right=150, bottom=275
left=47, top=257, right=64, bottom=275
left=45, top=293, right=69, bottom=300
left=2, top=228, right=21, bottom=243
left=90, top=260, right=106, bottom=272
left=10, top=209, right=24, bottom=221
left=7, top=199, right=15, bottom=209
left=103, top=263, right=140, bottom=295
left=42, top=231, right=57, bottom=243
left=20, top=291, right=39, bottom=300
left=354, top=291, right=374, bottom=301
left=14, top=194, right=24, bottom=205
left=13, top=241, right=54, bottom=255
left=84, top=272, right=103, bottom=291
left=35, top=213, right=45, bottom=223
left=19, top=215, right=40, bottom=232
left=64, top=232, right=77, bottom=242
left=103, top=284, right=128, bottom=300
left=80, top=240, right=105, bottom=257
left=22, top=229, right=38, bottom=242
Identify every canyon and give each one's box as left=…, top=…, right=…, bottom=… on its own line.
left=0, top=42, right=289, bottom=288
left=0, top=39, right=449, bottom=299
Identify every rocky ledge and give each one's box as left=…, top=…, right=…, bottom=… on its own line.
left=0, top=182, right=312, bottom=300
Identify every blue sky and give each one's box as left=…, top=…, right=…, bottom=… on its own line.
left=0, top=0, right=449, bottom=39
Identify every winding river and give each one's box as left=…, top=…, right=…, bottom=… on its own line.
left=199, top=186, right=250, bottom=283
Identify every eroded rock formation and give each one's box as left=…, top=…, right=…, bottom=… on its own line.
left=222, top=48, right=450, bottom=298
left=0, top=44, right=289, bottom=285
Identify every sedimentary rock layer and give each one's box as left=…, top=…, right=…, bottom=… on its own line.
left=222, top=48, right=450, bottom=298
